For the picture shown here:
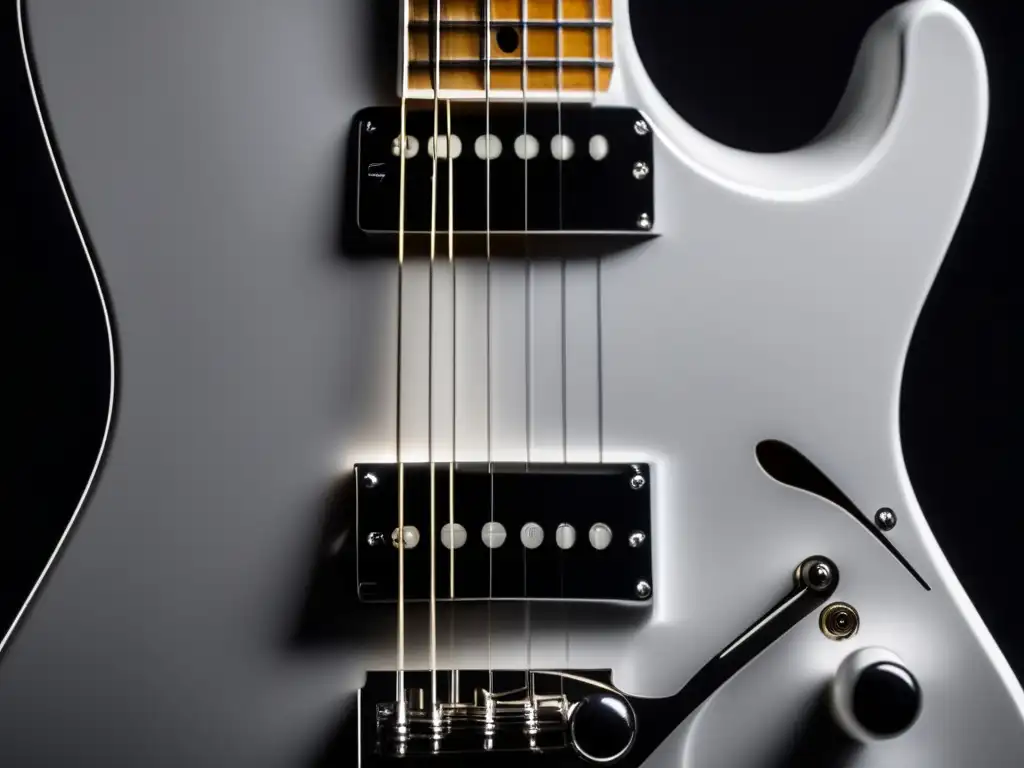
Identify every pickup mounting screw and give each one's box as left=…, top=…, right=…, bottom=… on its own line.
left=363, top=472, right=379, bottom=489
left=628, top=530, right=646, bottom=548
left=632, top=161, right=650, bottom=180
left=367, top=532, right=386, bottom=547
left=365, top=121, right=376, bottom=133
left=634, top=119, right=650, bottom=136
left=875, top=507, right=897, bottom=531
left=629, top=473, right=646, bottom=490
left=637, top=213, right=652, bottom=231
left=635, top=580, right=652, bottom=599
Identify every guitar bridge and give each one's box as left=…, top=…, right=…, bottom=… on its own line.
left=361, top=669, right=617, bottom=761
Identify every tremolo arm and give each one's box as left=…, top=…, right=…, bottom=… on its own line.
left=359, top=555, right=839, bottom=765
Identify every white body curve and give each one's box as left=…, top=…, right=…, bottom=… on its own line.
left=1, top=0, right=1021, bottom=765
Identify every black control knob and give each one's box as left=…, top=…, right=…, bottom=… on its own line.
left=830, top=647, right=922, bottom=743
left=569, top=692, right=637, bottom=764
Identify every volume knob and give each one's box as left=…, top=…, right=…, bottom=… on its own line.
left=569, top=693, right=637, bottom=764
left=830, top=647, right=922, bottom=743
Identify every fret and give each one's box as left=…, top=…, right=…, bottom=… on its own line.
left=409, top=0, right=613, bottom=23
left=402, top=0, right=615, bottom=100
left=407, top=19, right=614, bottom=28
left=407, top=28, right=613, bottom=62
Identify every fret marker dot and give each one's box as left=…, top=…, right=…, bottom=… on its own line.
left=551, top=135, right=576, bottom=161
left=440, top=523, right=467, bottom=550
left=555, top=523, right=577, bottom=550
left=514, top=134, right=540, bottom=160
left=475, top=134, right=503, bottom=160
left=589, top=135, right=609, bottom=161
left=391, top=526, right=420, bottom=549
left=496, top=26, right=521, bottom=54
left=521, top=522, right=545, bottom=549
left=428, top=135, right=463, bottom=160
left=392, top=135, right=419, bottom=159
left=589, top=523, right=613, bottom=550
left=481, top=521, right=507, bottom=548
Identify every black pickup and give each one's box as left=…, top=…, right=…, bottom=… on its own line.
left=354, top=462, right=653, bottom=603
left=352, top=105, right=655, bottom=235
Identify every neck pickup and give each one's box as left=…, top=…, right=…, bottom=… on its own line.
left=351, top=105, right=656, bottom=239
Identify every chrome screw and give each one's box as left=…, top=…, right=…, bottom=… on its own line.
left=875, top=507, right=897, bottom=532
left=633, top=161, right=650, bottom=180
left=634, top=119, right=650, bottom=136
left=365, top=121, right=376, bottom=133
left=801, top=559, right=834, bottom=591
left=635, top=580, right=652, bottom=599
left=367, top=532, right=386, bottom=547
left=629, top=473, right=646, bottom=490
left=628, top=531, right=647, bottom=548
left=637, top=213, right=652, bottom=231
left=363, top=472, right=379, bottom=489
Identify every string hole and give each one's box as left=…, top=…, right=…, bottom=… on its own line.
left=496, top=26, right=520, bottom=54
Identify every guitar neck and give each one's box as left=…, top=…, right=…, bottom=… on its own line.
left=402, top=0, right=615, bottom=101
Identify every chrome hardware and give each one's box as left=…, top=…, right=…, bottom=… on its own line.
left=636, top=213, right=652, bottom=231
left=375, top=680, right=573, bottom=758
left=875, top=507, right=897, bottom=531
left=628, top=530, right=646, bottom=548
left=634, top=119, right=650, bottom=136
left=629, top=468, right=646, bottom=490
left=632, top=161, right=650, bottom=180
left=635, top=580, right=652, bottom=599
left=363, top=555, right=841, bottom=764
left=800, top=559, right=834, bottom=591
left=362, top=471, right=379, bottom=488
left=820, top=602, right=860, bottom=640
left=366, top=531, right=386, bottom=547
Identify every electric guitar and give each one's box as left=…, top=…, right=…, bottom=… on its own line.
left=4, top=0, right=1023, bottom=765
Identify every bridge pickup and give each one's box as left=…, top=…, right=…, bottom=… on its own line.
left=355, top=462, right=652, bottom=603
left=352, top=105, right=655, bottom=236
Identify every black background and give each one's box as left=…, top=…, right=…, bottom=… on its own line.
left=4, top=0, right=1021, bottom=691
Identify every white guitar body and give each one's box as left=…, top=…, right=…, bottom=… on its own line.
left=3, top=0, right=1022, bottom=765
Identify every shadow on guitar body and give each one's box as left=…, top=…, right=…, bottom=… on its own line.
left=767, top=686, right=861, bottom=768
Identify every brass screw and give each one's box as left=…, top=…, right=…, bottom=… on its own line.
left=820, top=602, right=860, bottom=641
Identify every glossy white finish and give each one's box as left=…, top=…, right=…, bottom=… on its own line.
left=2, top=0, right=1022, bottom=766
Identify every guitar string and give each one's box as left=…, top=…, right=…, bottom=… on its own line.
left=396, top=92, right=409, bottom=722
left=592, top=0, right=604, bottom=463
left=446, top=94, right=458, bottom=706
left=428, top=0, right=442, bottom=713
left=521, top=0, right=533, bottom=700
left=485, top=0, right=495, bottom=697
left=556, top=0, right=569, bottom=698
